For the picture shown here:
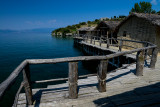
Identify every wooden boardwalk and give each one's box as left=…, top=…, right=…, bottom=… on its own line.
left=0, top=36, right=158, bottom=107
left=80, top=40, right=137, bottom=59
left=17, top=57, right=160, bottom=107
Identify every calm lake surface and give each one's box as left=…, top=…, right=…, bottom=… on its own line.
left=0, top=31, right=92, bottom=106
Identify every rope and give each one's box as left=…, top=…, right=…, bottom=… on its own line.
left=68, top=81, right=78, bottom=85
left=97, top=75, right=106, bottom=84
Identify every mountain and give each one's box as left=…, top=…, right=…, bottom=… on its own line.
left=22, top=28, right=56, bottom=33
left=0, top=29, right=18, bottom=33
left=0, top=28, right=56, bottom=33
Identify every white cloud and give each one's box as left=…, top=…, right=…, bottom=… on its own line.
left=151, top=0, right=157, bottom=5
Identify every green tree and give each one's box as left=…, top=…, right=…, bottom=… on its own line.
left=119, top=15, right=126, bottom=18
left=79, top=22, right=86, bottom=25
left=157, top=11, right=160, bottom=15
left=87, top=21, right=92, bottom=24
left=130, top=1, right=155, bottom=14
left=151, top=10, right=156, bottom=14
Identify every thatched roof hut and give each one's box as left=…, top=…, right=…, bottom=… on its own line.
left=78, top=27, right=95, bottom=36
left=117, top=12, right=160, bottom=29
left=78, top=27, right=95, bottom=32
left=95, top=21, right=121, bottom=38
left=117, top=12, right=160, bottom=51
left=96, top=21, right=120, bottom=31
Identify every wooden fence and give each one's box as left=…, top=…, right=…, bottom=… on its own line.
left=0, top=35, right=158, bottom=107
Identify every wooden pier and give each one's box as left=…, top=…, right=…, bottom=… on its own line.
left=17, top=57, right=160, bottom=107
left=0, top=36, right=159, bottom=107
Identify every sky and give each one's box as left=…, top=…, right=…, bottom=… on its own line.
left=0, top=0, right=160, bottom=30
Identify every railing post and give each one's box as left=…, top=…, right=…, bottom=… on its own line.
left=90, top=36, right=92, bottom=44
left=119, top=39, right=123, bottom=51
left=68, top=62, right=78, bottom=99
left=82, top=36, right=85, bottom=42
left=23, top=63, right=33, bottom=105
left=85, top=36, right=87, bottom=43
left=106, top=38, right=110, bottom=48
left=144, top=43, right=149, bottom=60
left=136, top=50, right=145, bottom=76
left=97, top=60, right=108, bottom=92
left=99, top=37, right=102, bottom=47
left=150, top=48, right=158, bottom=69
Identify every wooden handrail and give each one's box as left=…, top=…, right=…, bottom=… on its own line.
left=0, top=36, right=158, bottom=106
left=0, top=60, right=28, bottom=100
left=27, top=45, right=156, bottom=64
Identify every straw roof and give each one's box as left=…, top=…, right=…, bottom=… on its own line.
left=117, top=13, right=160, bottom=29
left=78, top=27, right=95, bottom=31
left=96, top=21, right=121, bottom=31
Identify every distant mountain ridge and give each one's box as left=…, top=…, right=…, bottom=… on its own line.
left=0, top=28, right=56, bottom=33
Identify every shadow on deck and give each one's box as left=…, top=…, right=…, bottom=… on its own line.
left=93, top=82, right=160, bottom=107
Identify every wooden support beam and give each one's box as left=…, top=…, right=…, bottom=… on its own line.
left=144, top=43, right=149, bottom=60
left=99, top=37, right=102, bottom=47
left=111, top=31, right=113, bottom=45
left=136, top=51, right=145, bottom=76
left=23, top=64, right=33, bottom=105
left=90, top=36, right=92, bottom=44
left=107, top=38, right=110, bottom=48
left=68, top=62, right=78, bottom=99
left=150, top=48, right=158, bottom=69
left=85, top=36, right=87, bottom=43
left=97, top=60, right=108, bottom=92
left=119, top=39, right=123, bottom=51
left=94, top=37, right=95, bottom=45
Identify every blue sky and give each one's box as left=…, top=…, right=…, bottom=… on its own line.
left=0, top=0, right=160, bottom=30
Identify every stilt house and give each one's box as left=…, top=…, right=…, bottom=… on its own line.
left=117, top=13, right=160, bottom=51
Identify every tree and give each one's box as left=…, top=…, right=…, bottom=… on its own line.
left=151, top=10, right=156, bottom=14
left=79, top=22, right=86, bottom=25
left=87, top=21, right=92, bottom=24
left=130, top=2, right=156, bottom=14
left=157, top=11, right=160, bottom=15
left=119, top=15, right=126, bottom=18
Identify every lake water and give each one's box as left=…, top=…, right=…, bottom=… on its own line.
left=0, top=32, right=92, bottom=106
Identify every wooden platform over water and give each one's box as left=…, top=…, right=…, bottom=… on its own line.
left=17, top=57, right=160, bottom=107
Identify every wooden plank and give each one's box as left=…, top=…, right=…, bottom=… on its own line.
left=23, top=64, right=33, bottom=105
left=136, top=50, right=145, bottom=76
left=33, top=73, right=97, bottom=84
left=150, top=48, right=158, bottom=69
left=97, top=60, right=108, bottom=92
left=68, top=62, right=78, bottom=99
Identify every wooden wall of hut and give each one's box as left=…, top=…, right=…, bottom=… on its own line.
left=117, top=16, right=157, bottom=50
left=156, top=26, right=160, bottom=52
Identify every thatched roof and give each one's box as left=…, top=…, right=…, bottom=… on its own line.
left=96, top=21, right=121, bottom=31
left=78, top=27, right=95, bottom=31
left=117, top=13, right=160, bottom=29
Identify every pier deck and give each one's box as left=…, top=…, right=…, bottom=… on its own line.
left=80, top=40, right=137, bottom=59
left=17, top=57, right=160, bottom=107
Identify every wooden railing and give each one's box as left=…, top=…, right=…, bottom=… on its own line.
left=75, top=35, right=155, bottom=52
left=0, top=36, right=158, bottom=107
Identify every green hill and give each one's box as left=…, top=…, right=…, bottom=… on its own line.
left=51, top=15, right=126, bottom=36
